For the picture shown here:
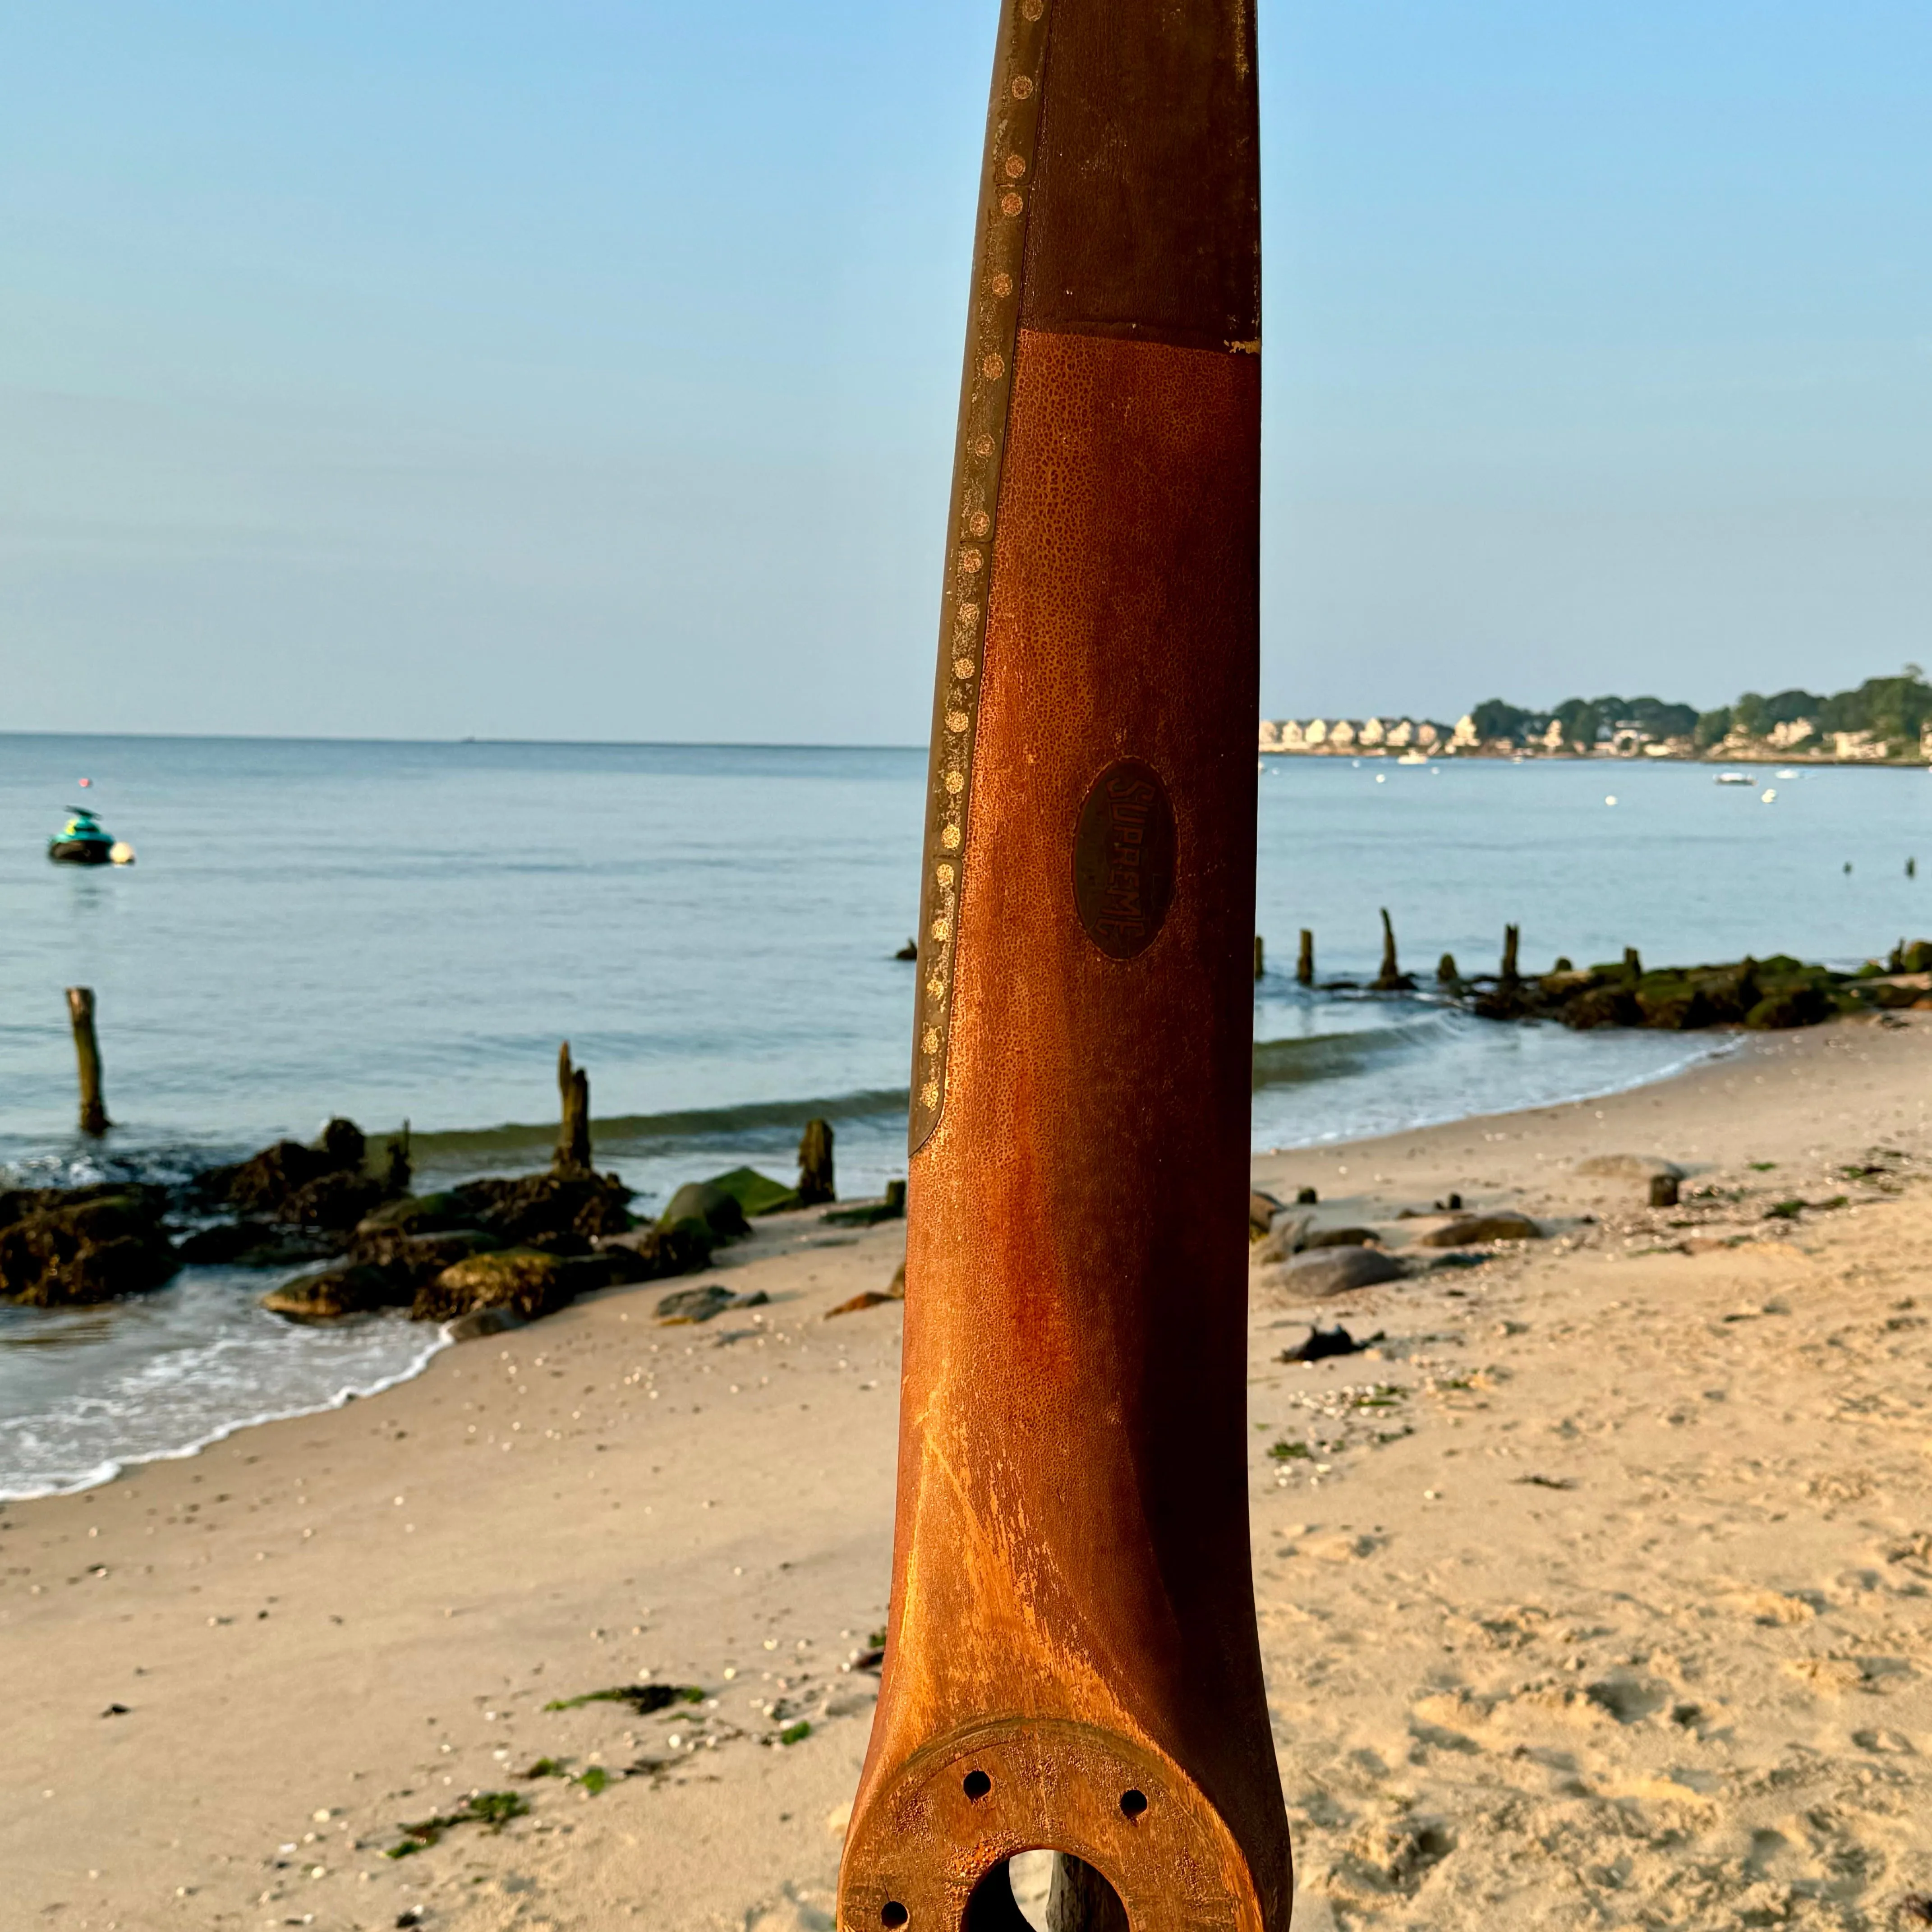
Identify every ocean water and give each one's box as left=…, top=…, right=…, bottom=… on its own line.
left=2, top=734, right=1926, bottom=1497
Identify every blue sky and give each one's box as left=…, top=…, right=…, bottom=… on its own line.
left=2, top=1, right=1927, bottom=741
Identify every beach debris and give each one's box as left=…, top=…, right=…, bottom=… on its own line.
left=1649, top=1174, right=1681, bottom=1208
left=798, top=1117, right=836, bottom=1207
left=543, top=1683, right=702, bottom=1715
left=1271, top=1247, right=1405, bottom=1297
left=1297, top=929, right=1314, bottom=985
left=1416, top=1213, right=1542, bottom=1248
left=895, top=937, right=919, bottom=960
left=653, top=1282, right=769, bottom=1325
left=1372, top=908, right=1414, bottom=991
left=413, top=1248, right=575, bottom=1324
left=0, top=1187, right=180, bottom=1307
left=101, top=1702, right=130, bottom=1716
left=1899, top=1895, right=1932, bottom=1927
left=1517, top=1473, right=1577, bottom=1490
left=1295, top=1186, right=1319, bottom=1205
left=823, top=1180, right=907, bottom=1228
left=1764, top=1195, right=1849, bottom=1221
left=1435, top=1193, right=1463, bottom=1211
left=1279, top=1325, right=1383, bottom=1363
left=65, top=987, right=110, bottom=1136
left=553, top=1042, right=593, bottom=1178
left=1248, top=1190, right=1283, bottom=1238
left=826, top=1288, right=897, bottom=1317
left=382, top=1789, right=528, bottom=1859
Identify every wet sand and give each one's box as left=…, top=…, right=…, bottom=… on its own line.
left=4, top=1014, right=1929, bottom=1930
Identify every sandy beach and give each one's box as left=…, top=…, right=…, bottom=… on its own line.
left=5, top=1013, right=1930, bottom=1931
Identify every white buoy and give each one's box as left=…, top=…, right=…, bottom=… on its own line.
left=1605, top=795, right=1618, bottom=806
left=108, top=842, right=135, bottom=865
left=1762, top=789, right=1777, bottom=804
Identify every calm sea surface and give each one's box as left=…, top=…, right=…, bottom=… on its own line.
left=3, top=734, right=1927, bottom=1496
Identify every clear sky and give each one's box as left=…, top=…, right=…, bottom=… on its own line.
left=3, top=2, right=1927, bottom=741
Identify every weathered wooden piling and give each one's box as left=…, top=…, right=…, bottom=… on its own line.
left=1501, top=924, right=1521, bottom=989
left=553, top=1043, right=591, bottom=1177
left=65, top=987, right=110, bottom=1136
left=1373, top=908, right=1403, bottom=990
left=1649, top=1174, right=1680, bottom=1209
left=1624, top=946, right=1642, bottom=977
left=798, top=1116, right=835, bottom=1206
left=1297, top=929, right=1315, bottom=986
left=383, top=1121, right=413, bottom=1196
left=1253, top=935, right=1265, bottom=980
left=1437, top=952, right=1459, bottom=985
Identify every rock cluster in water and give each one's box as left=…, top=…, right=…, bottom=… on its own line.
left=0, top=1109, right=905, bottom=1339
left=1456, top=945, right=1931, bottom=1032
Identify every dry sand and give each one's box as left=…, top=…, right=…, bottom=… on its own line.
left=5, top=1015, right=1930, bottom=1931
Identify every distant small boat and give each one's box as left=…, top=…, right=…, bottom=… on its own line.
left=1715, top=772, right=1755, bottom=786
left=49, top=809, right=133, bottom=866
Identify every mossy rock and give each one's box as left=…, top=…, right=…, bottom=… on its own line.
left=413, top=1248, right=575, bottom=1324
left=357, top=1192, right=466, bottom=1236
left=704, top=1167, right=800, bottom=1217
left=1743, top=986, right=1833, bottom=1030
left=658, top=1181, right=750, bottom=1242
left=260, top=1263, right=409, bottom=1323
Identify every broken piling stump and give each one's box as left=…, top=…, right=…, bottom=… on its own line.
left=797, top=1117, right=835, bottom=1206
left=553, top=1043, right=591, bottom=1177
left=65, top=986, right=110, bottom=1136
left=1297, top=928, right=1314, bottom=986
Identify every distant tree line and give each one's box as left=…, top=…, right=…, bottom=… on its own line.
left=1468, top=668, right=1930, bottom=754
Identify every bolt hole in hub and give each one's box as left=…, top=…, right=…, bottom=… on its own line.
left=962, top=1769, right=993, bottom=1801
left=961, top=1852, right=1131, bottom=1932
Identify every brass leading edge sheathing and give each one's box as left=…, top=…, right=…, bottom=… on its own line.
left=838, top=0, right=1288, bottom=1927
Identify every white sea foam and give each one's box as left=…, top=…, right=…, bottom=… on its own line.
left=0, top=1269, right=449, bottom=1500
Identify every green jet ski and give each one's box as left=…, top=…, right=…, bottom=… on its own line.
left=49, top=808, right=123, bottom=866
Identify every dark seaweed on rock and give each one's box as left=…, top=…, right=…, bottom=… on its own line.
left=1464, top=951, right=1903, bottom=1033
left=0, top=1187, right=180, bottom=1306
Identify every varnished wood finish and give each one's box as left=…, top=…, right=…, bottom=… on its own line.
left=844, top=3, right=1285, bottom=1927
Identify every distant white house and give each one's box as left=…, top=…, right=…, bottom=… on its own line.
left=1834, top=730, right=1888, bottom=762
left=1329, top=720, right=1358, bottom=749
left=1768, top=718, right=1815, bottom=749
left=1450, top=715, right=1479, bottom=749
left=1358, top=717, right=1386, bottom=747
left=1305, top=719, right=1330, bottom=746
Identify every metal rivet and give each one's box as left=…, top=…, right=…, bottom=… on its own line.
left=980, top=354, right=1004, bottom=381
left=920, top=1082, right=939, bottom=1110
left=1000, top=191, right=1023, bottom=217
left=1021, top=0, right=1044, bottom=19
left=941, top=824, right=962, bottom=850
left=954, top=658, right=975, bottom=680
left=946, top=710, right=969, bottom=733
left=931, top=916, right=951, bottom=941
left=944, top=770, right=966, bottom=795
left=960, top=549, right=983, bottom=574
left=972, top=433, right=996, bottom=457
left=968, top=511, right=990, bottom=537
left=1004, top=154, right=1026, bottom=179
left=1011, top=76, right=1034, bottom=99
